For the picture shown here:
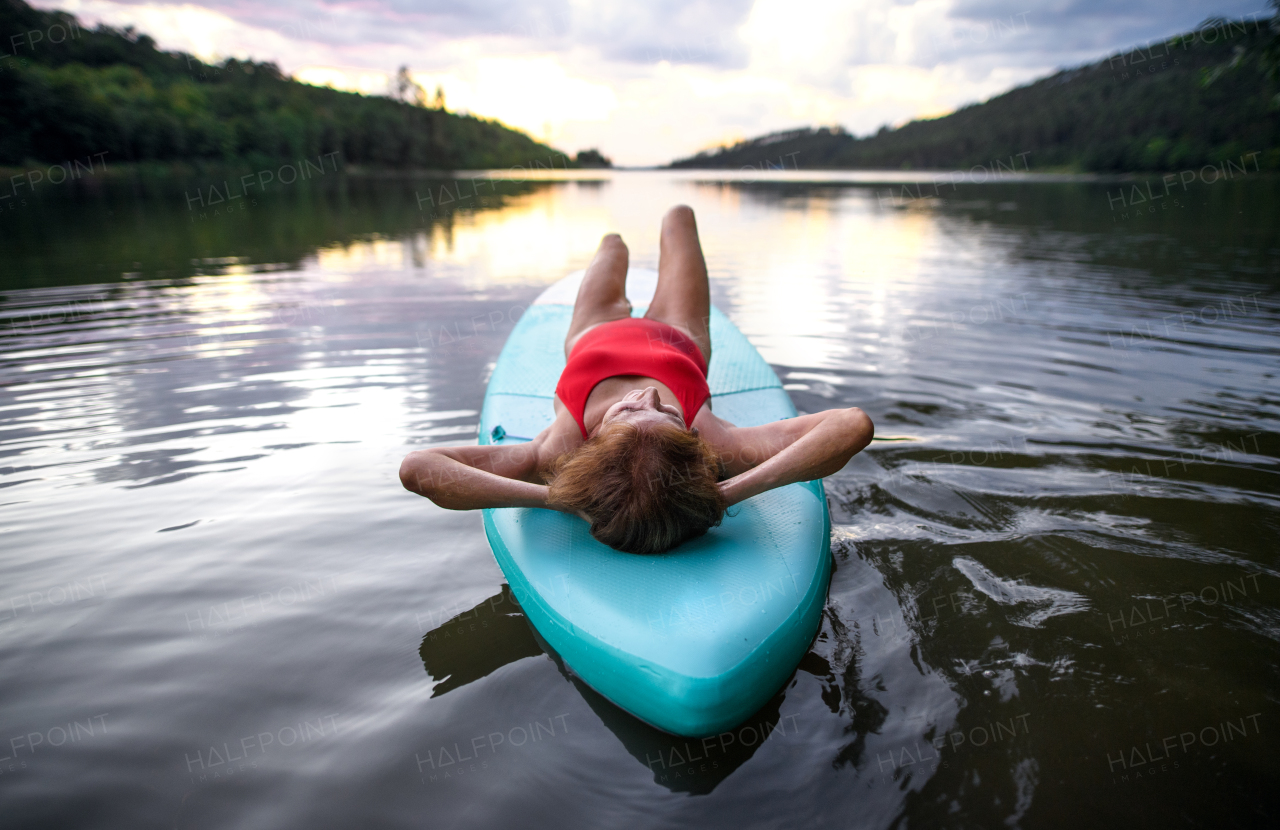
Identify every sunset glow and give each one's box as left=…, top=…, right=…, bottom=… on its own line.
left=32, top=0, right=1265, bottom=164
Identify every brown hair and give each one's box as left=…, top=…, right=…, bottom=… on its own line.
left=545, top=422, right=728, bottom=554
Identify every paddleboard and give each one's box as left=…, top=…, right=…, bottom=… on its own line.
left=478, top=268, right=832, bottom=737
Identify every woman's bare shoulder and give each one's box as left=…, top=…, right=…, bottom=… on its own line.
left=532, top=409, right=584, bottom=463
left=692, top=403, right=732, bottom=430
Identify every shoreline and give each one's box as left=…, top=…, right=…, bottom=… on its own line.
left=3, top=160, right=1276, bottom=187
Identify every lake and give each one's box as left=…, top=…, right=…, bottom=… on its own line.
left=1, top=167, right=1277, bottom=828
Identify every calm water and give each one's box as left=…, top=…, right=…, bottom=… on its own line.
left=1, top=169, right=1277, bottom=829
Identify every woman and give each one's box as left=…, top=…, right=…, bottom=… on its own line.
left=399, top=205, right=873, bottom=554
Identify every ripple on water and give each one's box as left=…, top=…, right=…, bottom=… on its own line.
left=1, top=172, right=1278, bottom=828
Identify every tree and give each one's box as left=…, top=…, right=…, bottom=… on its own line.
left=394, top=65, right=427, bottom=106
left=1262, top=1, right=1280, bottom=87
left=1200, top=5, right=1280, bottom=105
left=0, top=0, right=567, bottom=169
left=574, top=148, right=612, bottom=168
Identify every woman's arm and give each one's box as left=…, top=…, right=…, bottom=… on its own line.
left=717, top=407, right=873, bottom=507
left=399, top=437, right=563, bottom=511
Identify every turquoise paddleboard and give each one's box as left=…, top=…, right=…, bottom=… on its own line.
left=479, top=269, right=832, bottom=737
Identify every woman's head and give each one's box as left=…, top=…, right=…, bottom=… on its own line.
left=546, top=421, right=727, bottom=555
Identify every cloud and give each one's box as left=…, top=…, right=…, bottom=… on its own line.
left=405, top=56, right=618, bottom=144
left=50, top=0, right=757, bottom=64
left=32, top=0, right=1270, bottom=165
left=566, top=0, right=755, bottom=68
left=943, top=0, right=1271, bottom=66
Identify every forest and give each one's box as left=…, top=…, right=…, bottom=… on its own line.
left=0, top=0, right=565, bottom=170
left=6, top=0, right=1278, bottom=175
left=670, top=15, right=1280, bottom=172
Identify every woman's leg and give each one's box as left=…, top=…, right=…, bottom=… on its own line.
left=564, top=233, right=632, bottom=357
left=645, top=205, right=711, bottom=363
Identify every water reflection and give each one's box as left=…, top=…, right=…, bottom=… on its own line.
left=0, top=174, right=560, bottom=289
left=419, top=586, right=542, bottom=698
left=418, top=587, right=799, bottom=795
left=1, top=169, right=1277, bottom=829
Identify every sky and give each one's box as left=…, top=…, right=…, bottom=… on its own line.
left=35, top=1, right=1270, bottom=166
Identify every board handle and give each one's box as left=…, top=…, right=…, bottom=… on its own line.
left=489, top=424, right=535, bottom=443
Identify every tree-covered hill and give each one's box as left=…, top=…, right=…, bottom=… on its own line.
left=0, top=0, right=566, bottom=169
left=670, top=16, right=1280, bottom=172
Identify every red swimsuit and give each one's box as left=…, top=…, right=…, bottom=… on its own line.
left=555, top=318, right=710, bottom=439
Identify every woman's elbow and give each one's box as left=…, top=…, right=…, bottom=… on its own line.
left=845, top=407, right=874, bottom=452
left=399, top=451, right=432, bottom=496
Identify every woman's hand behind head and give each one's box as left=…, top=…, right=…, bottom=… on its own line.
left=545, top=421, right=727, bottom=554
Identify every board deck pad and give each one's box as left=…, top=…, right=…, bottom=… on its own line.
left=479, top=269, right=832, bottom=737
